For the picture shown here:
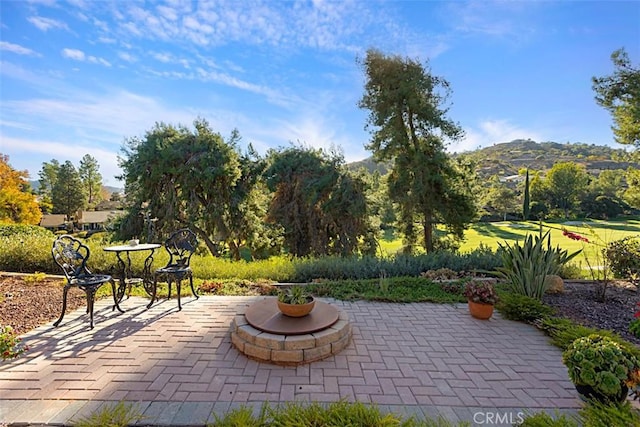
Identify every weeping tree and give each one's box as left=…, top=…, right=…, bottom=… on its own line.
left=358, top=49, right=476, bottom=253
left=118, top=119, right=267, bottom=259
left=263, top=146, right=376, bottom=257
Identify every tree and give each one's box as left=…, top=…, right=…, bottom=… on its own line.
left=78, top=154, right=103, bottom=207
left=119, top=119, right=267, bottom=258
left=593, top=48, right=640, bottom=147
left=624, top=167, right=640, bottom=209
left=51, top=161, right=86, bottom=218
left=263, top=145, right=375, bottom=257
left=0, top=154, right=42, bottom=224
left=37, top=159, right=59, bottom=214
left=522, top=169, right=530, bottom=220
left=358, top=49, right=475, bottom=252
left=544, top=162, right=590, bottom=218
left=483, top=176, right=517, bottom=221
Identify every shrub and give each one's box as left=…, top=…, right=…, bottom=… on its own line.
left=605, top=237, right=640, bottom=285
left=496, top=292, right=554, bottom=323
left=0, top=224, right=54, bottom=239
left=463, top=280, right=498, bottom=305
left=578, top=400, right=640, bottom=427
left=0, top=325, right=28, bottom=360
left=516, top=411, right=578, bottom=427
left=562, top=334, right=640, bottom=401
left=495, top=231, right=580, bottom=300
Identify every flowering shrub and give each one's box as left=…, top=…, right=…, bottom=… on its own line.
left=630, top=303, right=640, bottom=338
left=562, top=228, right=590, bottom=243
left=0, top=325, right=27, bottom=361
left=463, top=280, right=498, bottom=305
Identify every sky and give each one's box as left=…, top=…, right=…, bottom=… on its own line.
left=1, top=0, right=639, bottom=187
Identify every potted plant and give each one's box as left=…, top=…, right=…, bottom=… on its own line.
left=464, top=280, right=498, bottom=319
left=277, top=285, right=315, bottom=317
left=562, top=334, right=640, bottom=403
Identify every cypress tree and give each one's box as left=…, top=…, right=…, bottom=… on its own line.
left=523, top=169, right=530, bottom=220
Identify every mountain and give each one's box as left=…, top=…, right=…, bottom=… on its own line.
left=346, top=140, right=638, bottom=178
left=28, top=181, right=123, bottom=195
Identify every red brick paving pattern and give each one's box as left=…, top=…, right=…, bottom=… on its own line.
left=0, top=296, right=582, bottom=425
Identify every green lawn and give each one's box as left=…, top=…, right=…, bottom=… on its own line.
left=379, top=217, right=640, bottom=267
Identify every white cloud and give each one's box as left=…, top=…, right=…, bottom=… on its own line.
left=118, top=52, right=137, bottom=62
left=27, top=16, right=69, bottom=32
left=0, top=41, right=41, bottom=57
left=61, top=48, right=111, bottom=66
left=451, top=119, right=543, bottom=153
left=62, top=48, right=85, bottom=61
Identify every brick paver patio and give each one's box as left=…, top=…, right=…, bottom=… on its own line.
left=0, top=296, right=582, bottom=426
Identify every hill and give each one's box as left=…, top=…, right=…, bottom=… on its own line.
left=347, top=140, right=638, bottom=178
left=28, top=181, right=123, bottom=195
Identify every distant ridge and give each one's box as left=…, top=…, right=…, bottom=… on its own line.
left=346, top=140, right=637, bottom=177
left=28, top=181, right=123, bottom=194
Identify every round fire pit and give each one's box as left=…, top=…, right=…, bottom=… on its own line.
left=231, top=297, right=351, bottom=365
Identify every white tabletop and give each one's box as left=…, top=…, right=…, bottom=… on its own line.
left=103, top=243, right=162, bottom=252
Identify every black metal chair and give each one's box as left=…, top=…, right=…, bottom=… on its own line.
left=150, top=229, right=199, bottom=310
left=52, top=235, right=124, bottom=329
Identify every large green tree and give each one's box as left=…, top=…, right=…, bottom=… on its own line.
left=263, top=146, right=375, bottom=257
left=483, top=175, right=517, bottom=221
left=51, top=160, right=86, bottom=218
left=544, top=162, right=590, bottom=218
left=358, top=49, right=476, bottom=252
left=37, top=159, right=59, bottom=214
left=0, top=154, right=42, bottom=224
left=119, top=119, right=266, bottom=258
left=78, top=154, right=103, bottom=207
left=593, top=48, right=640, bottom=147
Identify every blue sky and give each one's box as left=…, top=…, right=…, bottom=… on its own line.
left=1, top=0, right=639, bottom=187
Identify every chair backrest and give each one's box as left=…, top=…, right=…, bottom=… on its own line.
left=163, top=229, right=198, bottom=268
left=52, top=235, right=90, bottom=281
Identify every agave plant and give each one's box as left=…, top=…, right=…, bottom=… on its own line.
left=495, top=231, right=580, bottom=300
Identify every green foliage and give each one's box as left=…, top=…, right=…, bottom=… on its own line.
left=308, top=277, right=466, bottom=303
left=78, top=154, right=103, bottom=207
left=276, top=285, right=310, bottom=304
left=496, top=292, right=554, bottom=322
left=0, top=325, right=28, bottom=360
left=540, top=317, right=640, bottom=360
left=358, top=49, right=475, bottom=253
left=0, top=224, right=53, bottom=238
left=544, top=162, right=591, bottom=219
left=578, top=400, right=640, bottom=427
left=495, top=231, right=579, bottom=300
left=52, top=160, right=86, bottom=217
left=523, top=169, right=531, bottom=220
left=209, top=400, right=468, bottom=427
left=23, top=272, right=47, bottom=283
left=463, top=280, right=498, bottom=305
left=562, top=334, right=640, bottom=400
left=264, top=145, right=375, bottom=257
left=630, top=318, right=640, bottom=339
left=592, top=48, right=640, bottom=147
left=71, top=401, right=143, bottom=427
left=605, top=237, right=640, bottom=283
left=516, top=410, right=578, bottom=427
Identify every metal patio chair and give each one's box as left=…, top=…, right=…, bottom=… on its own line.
left=52, top=235, right=123, bottom=329
left=149, top=229, right=199, bottom=310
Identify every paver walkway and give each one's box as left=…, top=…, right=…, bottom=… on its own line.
left=0, top=296, right=582, bottom=426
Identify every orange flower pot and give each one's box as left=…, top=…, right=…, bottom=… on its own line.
left=277, top=298, right=316, bottom=317
left=468, top=300, right=494, bottom=320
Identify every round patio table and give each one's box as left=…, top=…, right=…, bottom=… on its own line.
left=104, top=243, right=161, bottom=303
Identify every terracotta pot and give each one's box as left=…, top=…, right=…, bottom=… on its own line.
left=277, top=297, right=315, bottom=317
left=468, top=300, right=494, bottom=320
left=575, top=384, right=629, bottom=403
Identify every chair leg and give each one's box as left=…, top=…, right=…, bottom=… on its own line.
left=177, top=280, right=182, bottom=311
left=87, top=289, right=96, bottom=329
left=53, top=286, right=70, bottom=327
left=167, top=278, right=173, bottom=301
left=189, top=275, right=199, bottom=300
left=147, top=276, right=158, bottom=309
